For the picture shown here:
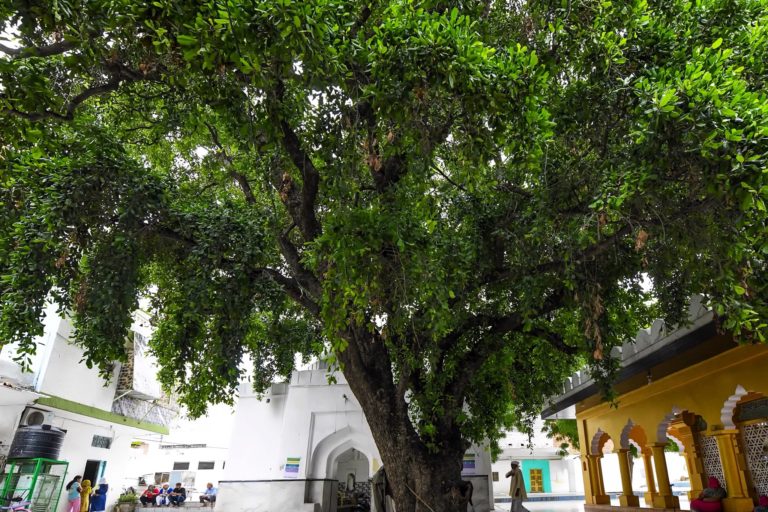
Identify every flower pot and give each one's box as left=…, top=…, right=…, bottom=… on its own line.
left=116, top=503, right=137, bottom=512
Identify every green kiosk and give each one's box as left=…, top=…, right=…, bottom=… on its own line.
left=1, top=425, right=69, bottom=512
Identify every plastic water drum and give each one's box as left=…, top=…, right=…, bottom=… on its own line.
left=8, top=425, right=65, bottom=460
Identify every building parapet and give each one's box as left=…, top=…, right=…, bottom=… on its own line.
left=543, top=296, right=714, bottom=418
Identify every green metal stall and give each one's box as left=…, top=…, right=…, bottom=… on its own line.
left=1, top=458, right=69, bottom=512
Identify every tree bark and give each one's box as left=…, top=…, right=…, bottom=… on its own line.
left=336, top=330, right=471, bottom=512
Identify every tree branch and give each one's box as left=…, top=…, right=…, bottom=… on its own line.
left=204, top=122, right=256, bottom=204
left=270, top=79, right=322, bottom=241
left=277, top=230, right=323, bottom=299
left=527, top=326, right=578, bottom=356
left=258, top=268, right=320, bottom=317
left=0, top=40, right=75, bottom=58
left=2, top=63, right=144, bottom=122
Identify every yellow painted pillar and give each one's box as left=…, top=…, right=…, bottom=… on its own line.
left=651, top=443, right=680, bottom=509
left=675, top=428, right=706, bottom=501
left=713, top=430, right=755, bottom=512
left=641, top=450, right=658, bottom=506
left=587, top=455, right=610, bottom=505
left=617, top=449, right=639, bottom=507
left=578, top=421, right=596, bottom=505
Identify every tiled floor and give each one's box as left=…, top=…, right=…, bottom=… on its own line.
left=493, top=496, right=691, bottom=512
left=494, top=499, right=585, bottom=512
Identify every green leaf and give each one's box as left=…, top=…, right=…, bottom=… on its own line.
left=711, top=38, right=723, bottom=49
left=176, top=34, right=197, bottom=46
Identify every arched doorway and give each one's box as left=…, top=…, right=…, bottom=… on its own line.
left=619, top=420, right=652, bottom=506
left=333, top=447, right=371, bottom=511
left=586, top=429, right=612, bottom=504
left=724, top=386, right=768, bottom=499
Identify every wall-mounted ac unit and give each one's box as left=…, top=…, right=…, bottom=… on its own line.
left=19, top=407, right=54, bottom=427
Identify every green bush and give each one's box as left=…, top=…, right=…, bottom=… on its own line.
left=118, top=493, right=138, bottom=504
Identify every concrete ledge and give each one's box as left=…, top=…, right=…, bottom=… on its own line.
left=585, top=504, right=679, bottom=512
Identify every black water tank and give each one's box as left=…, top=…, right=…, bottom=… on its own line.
left=8, top=425, right=65, bottom=460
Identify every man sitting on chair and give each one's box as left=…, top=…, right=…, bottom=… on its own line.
left=199, top=483, right=217, bottom=506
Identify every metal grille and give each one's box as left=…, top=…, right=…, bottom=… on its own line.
left=698, top=434, right=727, bottom=491
left=742, top=422, right=768, bottom=496
left=91, top=435, right=113, bottom=449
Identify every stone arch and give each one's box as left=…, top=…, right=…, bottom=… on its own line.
left=591, top=429, right=613, bottom=455
left=720, top=385, right=766, bottom=429
left=666, top=432, right=685, bottom=453
left=656, top=406, right=682, bottom=443
left=619, top=420, right=649, bottom=451
left=309, top=426, right=376, bottom=479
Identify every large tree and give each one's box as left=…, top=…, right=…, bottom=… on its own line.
left=1, top=0, right=767, bottom=510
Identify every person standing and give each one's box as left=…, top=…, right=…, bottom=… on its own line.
left=65, top=476, right=82, bottom=512
left=79, top=480, right=92, bottom=512
left=90, top=478, right=108, bottom=512
left=505, top=461, right=527, bottom=512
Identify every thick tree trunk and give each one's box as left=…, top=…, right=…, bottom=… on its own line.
left=336, top=331, right=471, bottom=512
left=371, top=432, right=469, bottom=512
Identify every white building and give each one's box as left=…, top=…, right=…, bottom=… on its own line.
left=0, top=305, right=175, bottom=511
left=490, top=419, right=584, bottom=501
left=217, top=362, right=495, bottom=512
left=125, top=405, right=234, bottom=499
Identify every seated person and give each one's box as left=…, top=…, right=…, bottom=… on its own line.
left=155, top=484, right=171, bottom=507
left=199, top=483, right=217, bottom=505
left=140, top=486, right=158, bottom=507
left=168, top=483, right=186, bottom=507
left=691, top=477, right=727, bottom=512
left=755, top=496, right=768, bottom=512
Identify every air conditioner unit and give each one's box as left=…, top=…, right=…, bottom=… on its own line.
left=19, top=407, right=54, bottom=427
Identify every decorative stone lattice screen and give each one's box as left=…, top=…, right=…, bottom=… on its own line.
left=742, top=422, right=768, bottom=496
left=697, top=433, right=727, bottom=491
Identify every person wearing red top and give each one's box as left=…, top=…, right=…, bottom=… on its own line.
left=140, top=485, right=159, bottom=507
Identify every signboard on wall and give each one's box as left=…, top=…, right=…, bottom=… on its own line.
left=284, top=457, right=301, bottom=478
left=461, top=453, right=476, bottom=475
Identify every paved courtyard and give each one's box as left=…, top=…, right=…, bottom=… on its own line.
left=494, top=500, right=585, bottom=512
left=494, top=496, right=691, bottom=512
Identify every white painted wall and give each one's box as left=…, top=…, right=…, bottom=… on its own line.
left=36, top=329, right=120, bottom=410
left=0, top=306, right=171, bottom=512
left=222, top=368, right=495, bottom=512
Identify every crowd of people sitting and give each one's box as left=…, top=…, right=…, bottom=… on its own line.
left=139, top=482, right=217, bottom=507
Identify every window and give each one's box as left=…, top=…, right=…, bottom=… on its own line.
left=91, top=436, right=112, bottom=449
left=198, top=461, right=215, bottom=470
left=529, top=468, right=544, bottom=493
left=172, top=462, right=190, bottom=470
left=492, top=472, right=499, bottom=482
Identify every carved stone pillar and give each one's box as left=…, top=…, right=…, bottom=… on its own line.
left=587, top=454, right=610, bottom=505
left=641, top=449, right=658, bottom=506
left=651, top=442, right=680, bottom=509
left=713, top=430, right=755, bottom=512
left=617, top=449, right=639, bottom=506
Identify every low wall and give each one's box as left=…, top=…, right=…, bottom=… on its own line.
left=464, top=474, right=493, bottom=512
left=216, top=479, right=337, bottom=512
left=218, top=476, right=493, bottom=512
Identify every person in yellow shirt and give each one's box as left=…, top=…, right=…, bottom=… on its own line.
left=505, top=461, right=527, bottom=512
left=79, top=480, right=92, bottom=512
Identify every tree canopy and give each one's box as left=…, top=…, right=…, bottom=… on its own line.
left=2, top=0, right=767, bottom=509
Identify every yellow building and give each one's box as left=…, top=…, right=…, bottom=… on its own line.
left=544, top=297, right=768, bottom=512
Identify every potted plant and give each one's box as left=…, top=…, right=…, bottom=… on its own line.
left=115, top=491, right=139, bottom=512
